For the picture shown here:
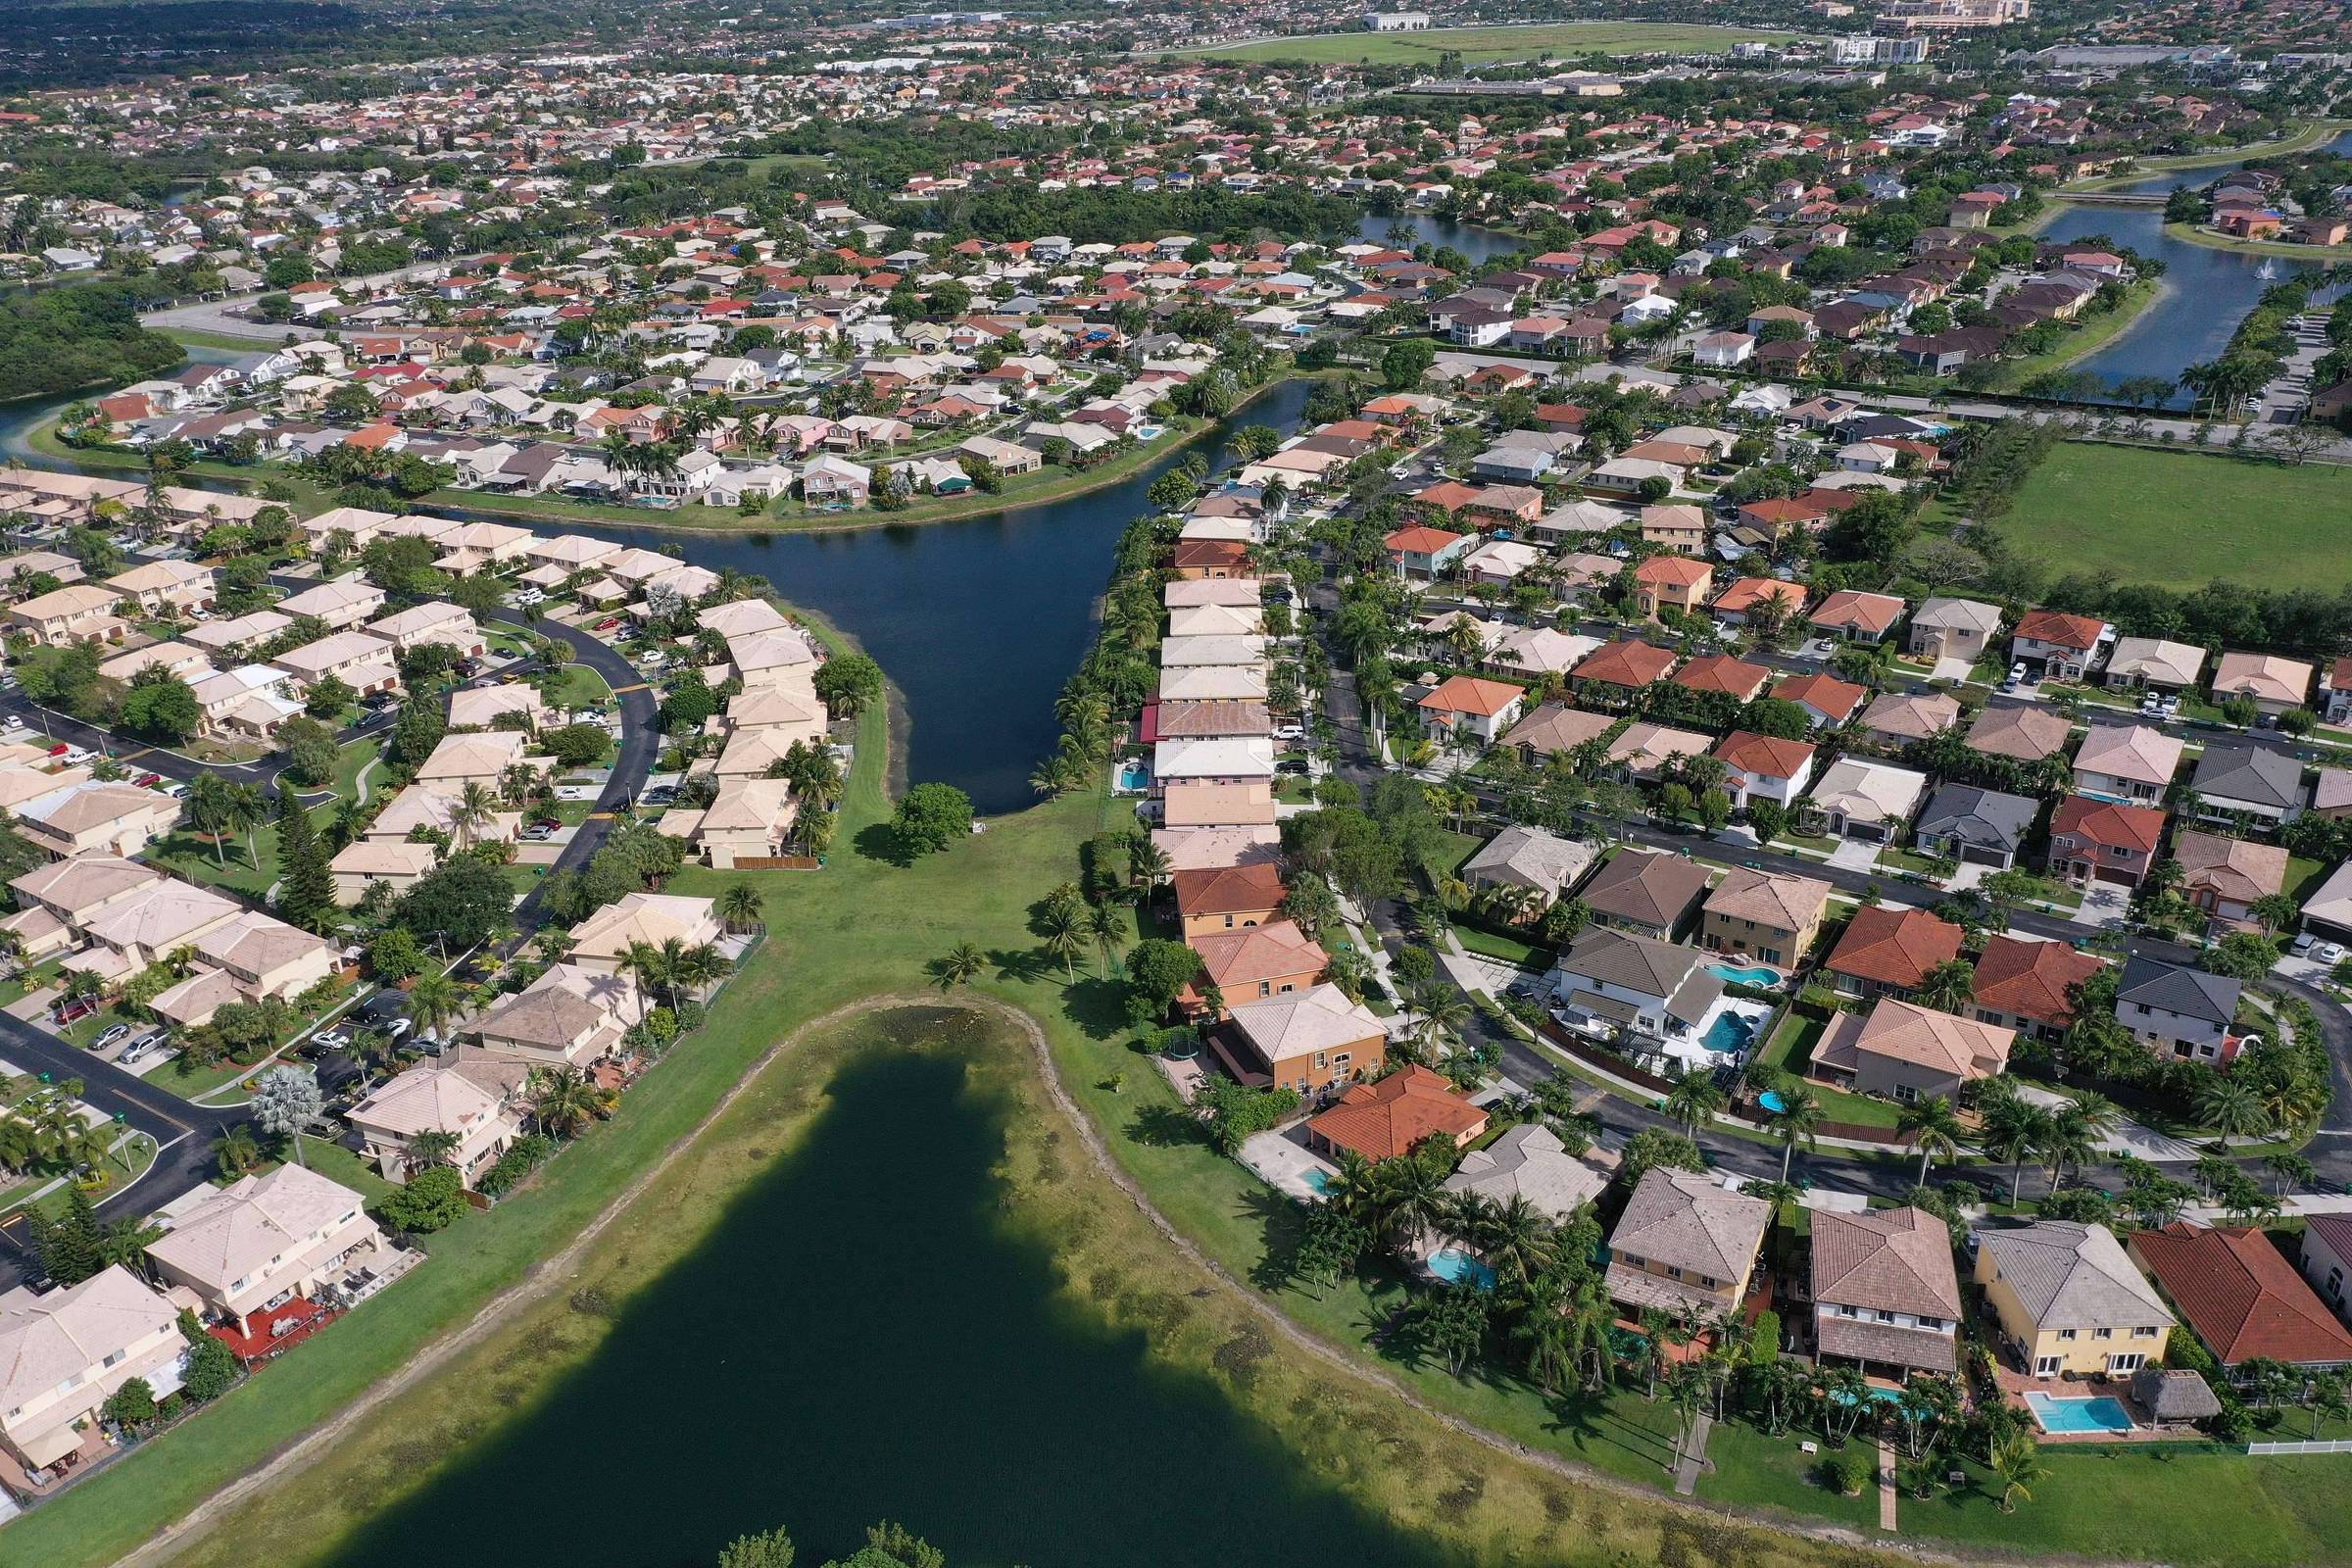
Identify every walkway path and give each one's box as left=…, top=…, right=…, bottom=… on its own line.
left=1877, top=1439, right=1898, bottom=1532
left=1673, top=1412, right=1712, bottom=1494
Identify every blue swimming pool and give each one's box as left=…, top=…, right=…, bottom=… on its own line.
left=2026, top=1393, right=2134, bottom=1434
left=1699, top=1009, right=1760, bottom=1054
left=1426, top=1249, right=1496, bottom=1291
left=1304, top=1168, right=1335, bottom=1197
left=1758, top=1090, right=1788, bottom=1114
left=1114, top=760, right=1150, bottom=792
left=1709, top=963, right=1782, bottom=987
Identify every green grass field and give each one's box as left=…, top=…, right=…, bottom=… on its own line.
left=1164, top=21, right=1797, bottom=66
left=1994, top=443, right=2352, bottom=593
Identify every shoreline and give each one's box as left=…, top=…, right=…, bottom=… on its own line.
left=2057, top=120, right=2352, bottom=191
left=2159, top=220, right=2352, bottom=264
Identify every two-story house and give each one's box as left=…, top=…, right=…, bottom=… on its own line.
left=2116, top=956, right=2243, bottom=1064
left=1812, top=1206, right=1962, bottom=1377
left=1604, top=1168, right=1771, bottom=1318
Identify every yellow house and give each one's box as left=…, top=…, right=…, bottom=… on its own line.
left=1700, top=866, right=1832, bottom=967
left=1973, top=1219, right=2173, bottom=1378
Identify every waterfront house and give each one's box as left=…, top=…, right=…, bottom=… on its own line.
left=1812, top=1206, right=1961, bottom=1377
left=145, top=1164, right=384, bottom=1337
left=1604, top=1168, right=1769, bottom=1318
left=346, top=1057, right=526, bottom=1189
left=2130, top=1224, right=2352, bottom=1375
left=0, top=1266, right=186, bottom=1475
left=1212, top=982, right=1387, bottom=1097
left=1974, top=1221, right=2172, bottom=1378
left=474, top=963, right=649, bottom=1069
left=1305, top=1064, right=1486, bottom=1162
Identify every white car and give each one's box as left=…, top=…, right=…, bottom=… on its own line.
left=2315, top=943, right=2346, bottom=967
left=1272, top=724, right=1305, bottom=741
left=514, top=588, right=546, bottom=607
left=2007, top=662, right=2029, bottom=684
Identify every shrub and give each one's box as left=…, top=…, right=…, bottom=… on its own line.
left=477, top=1133, right=557, bottom=1199
left=379, top=1165, right=468, bottom=1234
left=1818, top=1449, right=1873, bottom=1494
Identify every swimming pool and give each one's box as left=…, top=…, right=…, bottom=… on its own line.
left=2026, top=1393, right=2135, bottom=1434
left=1758, top=1090, right=1789, bottom=1114
left=1304, top=1168, right=1335, bottom=1197
left=1699, top=1009, right=1760, bottom=1054
left=1709, top=963, right=1782, bottom=987
left=1114, top=760, right=1151, bottom=793
left=1426, top=1249, right=1497, bottom=1291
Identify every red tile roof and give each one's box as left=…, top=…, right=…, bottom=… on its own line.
left=1711, top=729, right=1816, bottom=779
left=1970, top=936, right=2105, bottom=1027
left=2016, top=608, right=2106, bottom=651
left=1420, top=674, right=1525, bottom=717
left=1170, top=862, right=1288, bottom=918
left=1772, top=671, right=1866, bottom=721
left=1574, top=639, right=1678, bottom=690
left=2130, top=1224, right=2352, bottom=1366
left=2051, top=795, right=2166, bottom=854
left=1673, top=655, right=1773, bottom=699
left=1307, top=1064, right=1487, bottom=1161
left=1826, top=906, right=1963, bottom=989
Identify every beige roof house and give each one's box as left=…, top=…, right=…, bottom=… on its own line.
left=1812, top=1205, right=1963, bottom=1374
left=1966, top=704, right=2074, bottom=763
left=363, top=784, right=519, bottom=850
left=273, top=578, right=387, bottom=629
left=2074, top=723, right=2182, bottom=797
left=8, top=855, right=163, bottom=934
left=81, top=878, right=244, bottom=969
left=0, top=761, right=91, bottom=814
left=682, top=777, right=800, bottom=869
left=1443, top=1123, right=1607, bottom=1221
left=12, top=779, right=179, bottom=859
left=415, top=730, right=536, bottom=791
left=367, top=601, right=486, bottom=658
left=449, top=683, right=548, bottom=732
left=1460, top=825, right=1594, bottom=903
left=345, top=1058, right=526, bottom=1188
left=1604, top=1168, right=1771, bottom=1316
left=1858, top=691, right=1960, bottom=748
left=697, top=598, right=791, bottom=639
left=191, top=907, right=338, bottom=1000
left=270, top=629, right=398, bottom=694
left=329, top=839, right=440, bottom=906
left=97, top=640, right=210, bottom=686
left=104, top=559, right=215, bottom=614
left=2212, top=651, right=2315, bottom=711
left=474, top=962, right=649, bottom=1066
left=1816, top=997, right=2014, bottom=1102
left=568, top=893, right=723, bottom=974
left=0, top=1265, right=186, bottom=1470
left=2104, top=637, right=2206, bottom=690
left=144, top=1163, right=383, bottom=1334
left=6, top=582, right=125, bottom=647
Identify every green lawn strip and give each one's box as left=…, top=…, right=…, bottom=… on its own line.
left=1982, top=278, right=2166, bottom=391
left=1992, top=443, right=2352, bottom=593
left=2286, top=856, right=2330, bottom=902
left=545, top=662, right=613, bottom=711
left=2159, top=221, right=2352, bottom=263
left=1695, top=1415, right=1880, bottom=1530
left=1452, top=922, right=1543, bottom=968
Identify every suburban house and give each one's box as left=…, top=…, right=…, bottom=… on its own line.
left=1772, top=671, right=1866, bottom=729
left=329, top=840, right=439, bottom=906
left=1603, top=1168, right=1770, bottom=1318
left=1578, top=849, right=1710, bottom=939
left=1170, top=861, right=1287, bottom=941
left=567, top=893, right=723, bottom=974
left=1443, top=1123, right=1607, bottom=1221
left=2011, top=609, right=2110, bottom=679
left=1858, top=692, right=1960, bottom=751
left=1571, top=640, right=1679, bottom=705
left=1906, top=597, right=2002, bottom=665
left=0, top=1265, right=186, bottom=1475
left=2103, top=637, right=2206, bottom=695
left=1210, top=982, right=1388, bottom=1097
left=2188, top=745, right=2306, bottom=828
left=1501, top=704, right=1616, bottom=768
left=1808, top=590, right=1905, bottom=645
left=144, top=1164, right=385, bottom=1336
left=2116, top=956, right=2242, bottom=1064
left=1812, top=1206, right=1962, bottom=1376
left=1824, top=906, right=1963, bottom=1000
left=1460, top=825, right=1593, bottom=906
left=2173, top=830, right=2288, bottom=933
left=1808, top=759, right=1928, bottom=840
left=1305, top=1064, right=1487, bottom=1162
left=2211, top=652, right=2314, bottom=716
left=6, top=583, right=126, bottom=648
left=104, top=560, right=215, bottom=615
left=1813, top=996, right=2015, bottom=1103
left=2298, top=1215, right=2352, bottom=1327
left=473, top=964, right=649, bottom=1068
left=1974, top=1220, right=2174, bottom=1378
left=270, top=629, right=400, bottom=696
left=13, top=780, right=180, bottom=860
left=2072, top=724, right=2181, bottom=805
left=1188, top=920, right=1327, bottom=1009
left=1912, top=784, right=2039, bottom=869
left=2046, top=795, right=2167, bottom=887
left=1416, top=675, right=1526, bottom=746
left=1970, top=936, right=2104, bottom=1044
left=345, top=1057, right=526, bottom=1189
left=274, top=578, right=386, bottom=629
left=1545, top=925, right=1724, bottom=1047
left=1711, top=731, right=1815, bottom=809
left=1632, top=554, right=1712, bottom=618
left=1384, top=524, right=1472, bottom=581
left=2131, top=1224, right=2352, bottom=1374
left=1700, top=867, right=1830, bottom=967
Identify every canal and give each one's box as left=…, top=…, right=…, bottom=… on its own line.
left=2041, top=128, right=2352, bottom=404
left=0, top=374, right=1316, bottom=817
left=313, top=1006, right=1462, bottom=1568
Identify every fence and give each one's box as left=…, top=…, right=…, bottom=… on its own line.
left=727, top=855, right=820, bottom=870
left=2248, top=1439, right=2352, bottom=1455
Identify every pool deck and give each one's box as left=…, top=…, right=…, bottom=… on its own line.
left=1239, top=1123, right=1337, bottom=1202
left=1990, top=1363, right=2180, bottom=1443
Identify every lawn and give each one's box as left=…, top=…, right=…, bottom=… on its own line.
left=1994, top=443, right=2352, bottom=593
left=544, top=662, right=613, bottom=711
left=1453, top=922, right=1544, bottom=968
left=1165, top=21, right=1802, bottom=65
left=2287, top=856, right=2331, bottom=902
left=147, top=736, right=379, bottom=901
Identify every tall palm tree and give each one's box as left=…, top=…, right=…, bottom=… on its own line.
left=1085, top=904, right=1126, bottom=979
left=408, top=971, right=462, bottom=1041
left=1915, top=958, right=1976, bottom=1015
left=1663, top=1073, right=1724, bottom=1136
left=621, top=939, right=673, bottom=1010
left=1475, top=1194, right=1558, bottom=1289
left=1897, top=1094, right=1969, bottom=1185
left=936, top=941, right=986, bottom=990
left=453, top=781, right=499, bottom=851
left=2043, top=1094, right=2116, bottom=1188
left=717, top=883, right=765, bottom=936
left=1768, top=1084, right=1823, bottom=1181
left=1038, top=902, right=1087, bottom=983
left=1980, top=1095, right=2052, bottom=1204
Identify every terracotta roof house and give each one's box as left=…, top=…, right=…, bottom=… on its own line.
left=1306, top=1063, right=1487, bottom=1162
left=1812, top=1206, right=1963, bottom=1375
left=1701, top=867, right=1831, bottom=968
left=2173, top=829, right=2289, bottom=932
left=2073, top=723, right=2181, bottom=805
left=1711, top=730, right=1816, bottom=808
left=1571, top=640, right=1678, bottom=704
left=1632, top=554, right=1714, bottom=619
left=2130, top=1224, right=2352, bottom=1371
left=1771, top=671, right=1866, bottom=728
left=1417, top=674, right=1527, bottom=746
left=1500, top=702, right=1615, bottom=765
left=1580, top=849, right=1712, bottom=939
left=1975, top=1220, right=2173, bottom=1378
left=1814, top=997, right=2014, bottom=1103
left=1672, top=654, right=1773, bottom=703
left=1604, top=1168, right=1771, bottom=1317
left=1965, top=703, right=2074, bottom=764
left=2047, top=794, right=2167, bottom=887
left=1710, top=576, right=1807, bottom=626
left=2012, top=609, right=2110, bottom=679
left=1170, top=861, right=1288, bottom=942
left=1971, top=935, right=2104, bottom=1042
left=1189, top=919, right=1327, bottom=1009
left=1825, top=906, right=1962, bottom=1000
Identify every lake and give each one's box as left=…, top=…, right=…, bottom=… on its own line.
left=1355, top=210, right=1526, bottom=265
left=314, top=1006, right=1460, bottom=1568
left=2041, top=128, right=2352, bottom=404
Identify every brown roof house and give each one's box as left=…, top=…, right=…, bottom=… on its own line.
left=1812, top=1206, right=1963, bottom=1376
left=1814, top=997, right=2014, bottom=1104
left=1213, top=982, right=1387, bottom=1098
left=1604, top=1168, right=1771, bottom=1317
left=1824, top=905, right=1962, bottom=1001
left=1701, top=867, right=1831, bottom=969
left=1581, top=849, right=1712, bottom=939
left=1307, top=1063, right=1486, bottom=1162
left=2173, top=829, right=2289, bottom=934
left=1970, top=935, right=2104, bottom=1044
left=2130, top=1224, right=2352, bottom=1374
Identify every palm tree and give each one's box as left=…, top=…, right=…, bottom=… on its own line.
left=1038, top=902, right=1086, bottom=983
left=1988, top=1434, right=2046, bottom=1514
left=620, top=939, right=674, bottom=1010
left=1897, top=1094, right=1968, bottom=1185
left=1767, top=1083, right=1823, bottom=1181
left=453, top=781, right=499, bottom=851
left=717, top=883, right=765, bottom=936
left=529, top=1066, right=611, bottom=1138
left=936, top=941, right=986, bottom=990
left=1663, top=1072, right=1724, bottom=1136
left=1128, top=836, right=1173, bottom=895
left=408, top=971, right=462, bottom=1041
left=2194, top=1076, right=2273, bottom=1140
left=1475, top=1194, right=1559, bottom=1289
left=1915, top=958, right=1976, bottom=1015
left=2043, top=1094, right=2117, bottom=1187
left=1981, top=1095, right=2052, bottom=1204
left=1417, top=988, right=1474, bottom=1054
left=1086, top=904, right=1126, bottom=979
left=404, top=1128, right=462, bottom=1174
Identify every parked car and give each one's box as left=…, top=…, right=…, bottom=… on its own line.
left=44, top=742, right=69, bottom=758
left=93, top=1022, right=129, bottom=1051
left=382, top=1017, right=414, bottom=1043
left=2316, top=943, right=2347, bottom=967
left=519, top=823, right=555, bottom=842
left=163, top=782, right=190, bottom=800
left=119, top=1032, right=165, bottom=1066
left=1272, top=724, right=1305, bottom=741
left=313, top=1029, right=351, bottom=1050
left=594, top=616, right=621, bottom=631
left=532, top=814, right=563, bottom=830
left=55, top=997, right=99, bottom=1026
left=133, top=772, right=163, bottom=788
left=514, top=588, right=546, bottom=607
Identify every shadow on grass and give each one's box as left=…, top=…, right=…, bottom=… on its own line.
left=852, top=822, right=914, bottom=867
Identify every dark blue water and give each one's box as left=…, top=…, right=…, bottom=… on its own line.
left=559, top=377, right=1315, bottom=813
left=1355, top=211, right=1526, bottom=265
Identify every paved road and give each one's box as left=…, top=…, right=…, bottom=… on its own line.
left=139, top=256, right=475, bottom=345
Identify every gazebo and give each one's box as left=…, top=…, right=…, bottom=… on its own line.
left=2131, top=1366, right=2221, bottom=1429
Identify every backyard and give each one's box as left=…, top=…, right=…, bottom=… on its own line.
left=1991, top=443, right=2352, bottom=592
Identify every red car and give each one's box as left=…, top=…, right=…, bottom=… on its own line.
left=532, top=815, right=563, bottom=831
left=55, top=998, right=98, bottom=1026
left=133, top=772, right=163, bottom=788
left=594, top=616, right=621, bottom=631
left=45, top=743, right=69, bottom=757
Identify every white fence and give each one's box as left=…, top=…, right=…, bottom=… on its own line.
left=2247, top=1439, right=2352, bottom=1455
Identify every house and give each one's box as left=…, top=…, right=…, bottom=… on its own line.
left=1638, top=503, right=1707, bottom=554
left=1772, top=671, right=1866, bottom=729
left=345, top=1057, right=526, bottom=1188
left=1813, top=997, right=2014, bottom=1103
left=2047, top=795, right=2167, bottom=887
left=1545, top=925, right=1724, bottom=1047
left=1603, top=1168, right=1770, bottom=1318
left=13, top=780, right=181, bottom=860
left=2130, top=1224, right=2352, bottom=1374
left=1913, top=784, right=2039, bottom=869
left=1189, top=920, right=1327, bottom=1009
left=1604, top=721, right=1715, bottom=785
left=1384, top=524, right=1472, bottom=581
left=1461, top=825, right=1594, bottom=906
left=1711, top=731, right=1816, bottom=809
left=1417, top=675, right=1525, bottom=747
left=1632, top=555, right=1712, bottom=618
left=1444, top=1123, right=1606, bottom=1220
left=144, top=1164, right=384, bottom=1336
left=1907, top=597, right=2003, bottom=665
left=2188, top=744, right=2305, bottom=828
left=1808, top=590, right=1905, bottom=645
left=2011, top=609, right=2110, bottom=679
left=1500, top=703, right=1616, bottom=768
left=270, top=629, right=399, bottom=696
left=1975, top=1221, right=2173, bottom=1378
left=2211, top=652, right=2314, bottom=716
left=567, top=893, right=722, bottom=974
left=1858, top=692, right=1960, bottom=752
left=1970, top=935, right=2104, bottom=1043
left=2117, top=956, right=2243, bottom=1064
left=1579, top=850, right=1711, bottom=939
left=2300, top=860, right=2352, bottom=943
left=1808, top=758, right=1929, bottom=840
left=1673, top=655, right=1772, bottom=704
left=1812, top=1207, right=1962, bottom=1376
left=0, top=1264, right=187, bottom=1475
left=1305, top=1063, right=1487, bottom=1162
left=275, top=578, right=387, bottom=629
left=1170, top=861, right=1288, bottom=941
left=1700, top=867, right=1830, bottom=967
left=1571, top=640, right=1678, bottom=705
left=2103, top=637, right=2206, bottom=694
left=368, top=601, right=486, bottom=660
left=1966, top=704, right=2073, bottom=767
left=1710, top=579, right=1807, bottom=631
left=415, top=730, right=537, bottom=793
left=1825, top=906, right=1963, bottom=1000
left=1212, top=983, right=1387, bottom=1097
left=2174, top=830, right=2288, bottom=932
left=473, top=964, right=649, bottom=1069
left=104, top=560, right=215, bottom=616
left=2073, top=724, right=2180, bottom=805
left=330, top=840, right=439, bottom=906
left=2298, top=1215, right=2352, bottom=1327
left=6, top=583, right=125, bottom=648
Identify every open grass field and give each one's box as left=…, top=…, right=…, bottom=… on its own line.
left=1163, top=21, right=1799, bottom=66
left=1992, top=442, right=2352, bottom=593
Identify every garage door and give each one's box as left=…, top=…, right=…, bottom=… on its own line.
left=1960, top=844, right=2008, bottom=867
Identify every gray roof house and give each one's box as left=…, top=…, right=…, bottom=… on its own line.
left=1443, top=1123, right=1608, bottom=1221
left=2188, top=744, right=2306, bottom=826
left=1913, top=784, right=2040, bottom=868
left=2116, top=955, right=2240, bottom=1063
left=1545, top=925, right=1723, bottom=1045
left=1460, top=825, right=1595, bottom=904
